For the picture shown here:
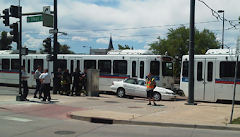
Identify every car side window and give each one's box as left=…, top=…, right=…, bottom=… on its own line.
left=125, top=79, right=136, bottom=84
left=138, top=80, right=145, bottom=86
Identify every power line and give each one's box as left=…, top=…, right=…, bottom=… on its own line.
left=198, top=0, right=240, bottom=29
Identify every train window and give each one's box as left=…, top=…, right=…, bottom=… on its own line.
left=132, top=61, right=136, bottom=77
left=220, top=62, right=240, bottom=78
left=71, top=60, right=74, bottom=73
left=11, top=59, right=19, bottom=70
left=113, top=60, right=127, bottom=75
left=28, top=59, right=30, bottom=73
left=207, top=62, right=213, bottom=81
left=58, top=59, right=67, bottom=71
left=182, top=61, right=189, bottom=77
left=140, top=61, right=144, bottom=78
left=84, top=60, right=96, bottom=69
left=23, top=60, right=25, bottom=68
left=77, top=60, right=80, bottom=69
left=34, top=59, right=43, bottom=71
left=197, top=62, right=203, bottom=81
left=98, top=60, right=111, bottom=74
left=150, top=61, right=160, bottom=75
left=162, top=61, right=173, bottom=76
left=2, top=59, right=10, bottom=70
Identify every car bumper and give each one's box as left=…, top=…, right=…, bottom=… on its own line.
left=161, top=93, right=177, bottom=100
left=110, top=85, right=118, bottom=93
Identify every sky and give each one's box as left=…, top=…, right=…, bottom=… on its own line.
left=0, top=0, right=240, bottom=54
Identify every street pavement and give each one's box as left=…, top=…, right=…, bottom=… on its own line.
left=0, top=86, right=240, bottom=131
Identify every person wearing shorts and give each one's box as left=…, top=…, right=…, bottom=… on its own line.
left=146, top=72, right=157, bottom=106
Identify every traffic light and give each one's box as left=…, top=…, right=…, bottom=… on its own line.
left=2, top=9, right=9, bottom=26
left=10, top=23, right=18, bottom=43
left=43, top=38, right=52, bottom=54
left=10, top=5, right=21, bottom=18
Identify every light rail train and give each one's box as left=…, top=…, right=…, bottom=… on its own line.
left=180, top=49, right=240, bottom=102
left=0, top=50, right=174, bottom=91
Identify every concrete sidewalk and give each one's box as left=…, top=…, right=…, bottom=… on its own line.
left=66, top=94, right=240, bottom=131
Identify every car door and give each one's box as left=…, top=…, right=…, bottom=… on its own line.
left=123, top=78, right=137, bottom=95
left=135, top=80, right=147, bottom=97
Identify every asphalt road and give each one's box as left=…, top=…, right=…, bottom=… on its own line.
left=0, top=85, right=240, bottom=137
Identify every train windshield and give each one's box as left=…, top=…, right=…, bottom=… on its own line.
left=162, top=61, right=173, bottom=76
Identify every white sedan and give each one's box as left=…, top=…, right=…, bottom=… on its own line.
left=110, top=78, right=177, bottom=101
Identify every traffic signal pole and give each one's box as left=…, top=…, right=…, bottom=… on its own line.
left=53, top=0, right=58, bottom=94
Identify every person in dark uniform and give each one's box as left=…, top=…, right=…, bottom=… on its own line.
left=56, top=68, right=62, bottom=94
left=61, top=69, right=69, bottom=95
left=71, top=68, right=82, bottom=96
left=21, top=66, right=29, bottom=101
left=81, top=69, right=87, bottom=95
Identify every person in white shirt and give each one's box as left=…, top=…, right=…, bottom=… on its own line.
left=33, top=66, right=42, bottom=99
left=39, top=69, right=51, bottom=101
left=21, top=66, right=29, bottom=101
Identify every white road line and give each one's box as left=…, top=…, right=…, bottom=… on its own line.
left=0, top=116, right=32, bottom=122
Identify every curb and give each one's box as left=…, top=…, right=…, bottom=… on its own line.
left=66, top=113, right=240, bottom=131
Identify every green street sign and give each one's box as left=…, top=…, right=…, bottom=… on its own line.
left=27, top=15, right=43, bottom=23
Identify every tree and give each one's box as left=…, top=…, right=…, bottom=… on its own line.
left=0, top=31, right=12, bottom=50
left=59, top=44, right=74, bottom=54
left=149, top=25, right=221, bottom=77
left=118, top=44, right=131, bottom=50
left=39, top=43, right=74, bottom=54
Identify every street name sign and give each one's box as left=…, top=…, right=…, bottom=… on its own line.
left=236, top=36, right=240, bottom=57
left=27, top=15, right=43, bottom=23
left=49, top=29, right=58, bottom=34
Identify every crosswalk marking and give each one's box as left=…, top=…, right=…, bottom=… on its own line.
left=0, top=116, right=32, bottom=122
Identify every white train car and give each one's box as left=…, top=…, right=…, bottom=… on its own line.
left=0, top=50, right=174, bottom=91
left=180, top=49, right=240, bottom=102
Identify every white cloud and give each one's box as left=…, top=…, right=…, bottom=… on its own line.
left=144, top=45, right=150, bottom=49
left=23, top=35, right=43, bottom=48
left=58, top=39, right=66, bottom=43
left=96, top=38, right=109, bottom=44
left=72, top=36, right=91, bottom=41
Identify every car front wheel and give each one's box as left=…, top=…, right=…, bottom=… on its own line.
left=117, top=88, right=125, bottom=98
left=153, top=92, right=161, bottom=101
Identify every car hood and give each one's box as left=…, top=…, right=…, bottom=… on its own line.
left=154, top=86, right=174, bottom=94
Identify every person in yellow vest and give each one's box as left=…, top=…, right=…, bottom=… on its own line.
left=146, top=72, right=157, bottom=106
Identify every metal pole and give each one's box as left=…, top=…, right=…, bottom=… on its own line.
left=185, top=0, right=197, bottom=105
left=230, top=56, right=238, bottom=124
left=53, top=0, right=58, bottom=94
left=18, top=0, right=22, bottom=96
left=222, top=12, right=224, bottom=49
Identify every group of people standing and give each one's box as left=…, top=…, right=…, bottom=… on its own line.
left=55, top=68, right=87, bottom=96
left=33, top=66, right=51, bottom=101
left=21, top=66, right=87, bottom=101
left=21, top=65, right=51, bottom=101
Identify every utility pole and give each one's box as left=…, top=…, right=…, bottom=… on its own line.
left=185, top=0, right=197, bottom=105
left=53, top=0, right=58, bottom=94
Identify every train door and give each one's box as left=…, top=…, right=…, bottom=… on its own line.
left=25, top=57, right=34, bottom=87
left=130, top=58, right=146, bottom=79
left=130, top=58, right=138, bottom=78
left=194, top=58, right=215, bottom=101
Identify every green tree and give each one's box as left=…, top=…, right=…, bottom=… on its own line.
left=149, top=25, right=220, bottom=77
left=118, top=44, right=131, bottom=50
left=59, top=44, right=74, bottom=54
left=0, top=31, right=12, bottom=50
left=39, top=43, right=74, bottom=54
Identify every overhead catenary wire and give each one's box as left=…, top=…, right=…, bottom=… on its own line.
left=198, top=0, right=240, bottom=29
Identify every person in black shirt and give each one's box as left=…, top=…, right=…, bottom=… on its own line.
left=56, top=68, right=62, bottom=94
left=71, top=68, right=82, bottom=96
